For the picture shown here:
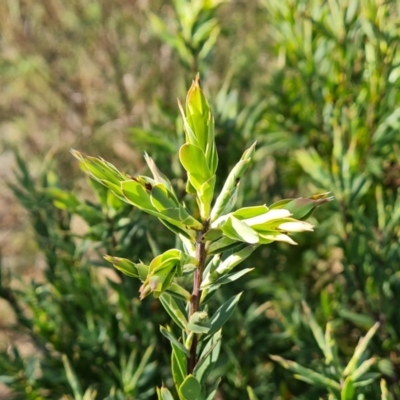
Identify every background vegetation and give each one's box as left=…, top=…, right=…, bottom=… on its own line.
left=0, top=0, right=399, bottom=399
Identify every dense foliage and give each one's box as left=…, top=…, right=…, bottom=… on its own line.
left=1, top=0, right=399, bottom=399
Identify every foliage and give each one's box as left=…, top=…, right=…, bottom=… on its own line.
left=0, top=0, right=400, bottom=399
left=1, top=153, right=164, bottom=399
left=71, top=73, right=330, bottom=398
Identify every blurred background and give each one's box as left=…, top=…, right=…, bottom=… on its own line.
left=0, top=0, right=399, bottom=399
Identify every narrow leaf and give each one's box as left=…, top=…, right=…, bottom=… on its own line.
left=221, top=216, right=259, bottom=244
left=351, top=357, right=378, bottom=382
left=302, top=301, right=328, bottom=360
left=202, top=245, right=258, bottom=288
left=210, top=142, right=256, bottom=221
left=194, top=330, right=222, bottom=385
left=171, top=344, right=187, bottom=389
left=160, top=326, right=189, bottom=357
left=157, top=386, right=175, bottom=400
left=246, top=386, right=259, bottom=400
left=205, top=378, right=221, bottom=400
left=270, top=355, right=341, bottom=391
left=206, top=268, right=254, bottom=289
left=207, top=293, right=242, bottom=336
left=104, top=256, right=148, bottom=281
left=62, top=354, right=83, bottom=400
left=159, top=293, right=188, bottom=330
left=341, top=376, right=355, bottom=400
left=343, top=322, right=380, bottom=376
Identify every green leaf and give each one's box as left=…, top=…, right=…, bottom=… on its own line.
left=295, top=148, right=332, bottom=189
left=159, top=218, right=196, bottom=240
left=193, top=330, right=222, bottom=385
left=70, top=150, right=127, bottom=189
left=104, top=256, right=148, bottom=281
left=207, top=292, right=242, bottom=336
left=160, top=326, right=189, bottom=357
left=201, top=245, right=258, bottom=288
left=0, top=376, right=15, bottom=384
left=207, top=236, right=239, bottom=255
left=156, top=386, right=175, bottom=400
left=130, top=128, right=176, bottom=153
left=171, top=344, right=187, bottom=389
left=381, top=379, right=394, bottom=400
left=270, top=192, right=334, bottom=221
left=140, top=267, right=175, bottom=299
left=124, top=179, right=200, bottom=229
left=178, top=100, right=201, bottom=149
left=338, top=308, right=376, bottom=329
left=351, top=357, right=378, bottom=382
left=179, top=375, right=201, bottom=400
left=343, top=322, right=380, bottom=376
left=341, top=376, right=355, bottom=400
left=324, top=322, right=339, bottom=367
left=144, top=152, right=175, bottom=192
left=246, top=386, right=259, bottom=400
left=140, top=250, right=184, bottom=299
left=302, top=301, right=329, bottom=361
left=221, top=216, right=259, bottom=244
left=232, top=204, right=269, bottom=219
left=62, top=354, right=84, bottom=400
left=127, top=344, right=155, bottom=391
left=353, top=373, right=380, bottom=387
left=185, top=74, right=212, bottom=154
left=205, top=268, right=254, bottom=289
left=188, top=311, right=211, bottom=334
left=270, top=355, right=341, bottom=391
left=47, top=188, right=80, bottom=210
left=166, top=283, right=192, bottom=301
left=210, top=142, right=256, bottom=221
left=205, top=378, right=221, bottom=400
left=159, top=293, right=188, bottom=330
left=204, top=229, right=223, bottom=241
left=179, top=143, right=212, bottom=189
left=150, top=184, right=179, bottom=210
left=149, top=13, right=193, bottom=66
left=121, top=179, right=160, bottom=215
left=198, top=175, right=216, bottom=219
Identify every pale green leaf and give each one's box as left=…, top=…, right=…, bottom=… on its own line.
left=104, top=256, right=148, bottom=281
left=201, top=245, right=259, bottom=288
left=246, top=386, right=259, bottom=400
left=62, top=354, right=83, bottom=400
left=343, top=322, right=380, bottom=376
left=210, top=142, right=256, bottom=221
left=302, top=301, right=328, bottom=360
left=351, top=357, right=378, bottom=382
left=156, top=386, right=175, bottom=400
left=221, top=216, right=259, bottom=244
left=159, top=293, right=188, bottom=330
left=270, top=355, right=341, bottom=391
left=188, top=311, right=211, bottom=334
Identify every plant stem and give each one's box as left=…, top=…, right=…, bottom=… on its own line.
left=188, top=220, right=209, bottom=373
